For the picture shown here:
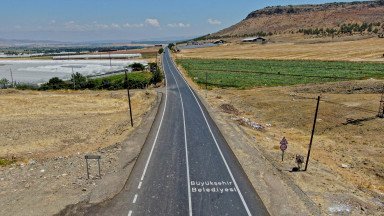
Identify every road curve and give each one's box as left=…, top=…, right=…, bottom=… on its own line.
left=87, top=48, right=269, bottom=216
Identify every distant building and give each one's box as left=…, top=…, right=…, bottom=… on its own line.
left=186, top=41, right=200, bottom=46
left=242, top=37, right=266, bottom=43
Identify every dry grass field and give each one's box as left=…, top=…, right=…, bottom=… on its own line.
left=177, top=38, right=384, bottom=62
left=0, top=89, right=156, bottom=160
left=199, top=80, right=384, bottom=213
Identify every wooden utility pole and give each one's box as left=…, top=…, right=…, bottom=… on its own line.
left=72, top=67, right=75, bottom=90
left=125, top=69, right=134, bottom=127
left=109, top=51, right=112, bottom=68
left=304, top=96, right=321, bottom=171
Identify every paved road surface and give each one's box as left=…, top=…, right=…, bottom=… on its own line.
left=87, top=49, right=269, bottom=216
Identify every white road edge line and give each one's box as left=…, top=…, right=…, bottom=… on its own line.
left=168, top=52, right=252, bottom=216
left=132, top=194, right=138, bottom=204
left=138, top=181, right=142, bottom=189
left=139, top=53, right=168, bottom=182
left=128, top=210, right=132, bottom=216
left=165, top=52, right=193, bottom=216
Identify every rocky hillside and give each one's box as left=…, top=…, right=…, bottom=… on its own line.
left=209, top=1, right=384, bottom=38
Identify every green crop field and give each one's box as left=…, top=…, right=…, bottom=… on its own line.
left=91, top=71, right=153, bottom=89
left=176, top=59, right=384, bottom=88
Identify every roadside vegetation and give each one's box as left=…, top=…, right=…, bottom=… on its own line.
left=0, top=158, right=17, bottom=167
left=298, top=22, right=382, bottom=36
left=177, top=58, right=384, bottom=88
left=1, top=63, right=163, bottom=91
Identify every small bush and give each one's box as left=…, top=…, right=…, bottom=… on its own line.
left=0, top=158, right=17, bottom=167
left=40, top=77, right=69, bottom=90
left=15, top=83, right=39, bottom=90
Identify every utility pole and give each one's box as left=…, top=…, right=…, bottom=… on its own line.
left=304, top=96, right=321, bottom=171
left=10, top=68, right=14, bottom=87
left=378, top=86, right=384, bottom=118
left=109, top=51, right=112, bottom=68
left=72, top=67, right=75, bottom=90
left=124, top=69, right=134, bottom=127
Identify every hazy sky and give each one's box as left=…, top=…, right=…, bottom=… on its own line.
left=0, top=0, right=361, bottom=42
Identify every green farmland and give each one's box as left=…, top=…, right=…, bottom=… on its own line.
left=176, top=59, right=384, bottom=88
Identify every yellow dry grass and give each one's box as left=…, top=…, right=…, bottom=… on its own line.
left=0, top=89, right=156, bottom=159
left=202, top=81, right=384, bottom=207
left=177, top=38, right=384, bottom=62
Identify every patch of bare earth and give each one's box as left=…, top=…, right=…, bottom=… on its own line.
left=198, top=79, right=384, bottom=215
left=0, top=89, right=157, bottom=216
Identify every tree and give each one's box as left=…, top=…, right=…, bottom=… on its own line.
left=158, top=48, right=164, bottom=54
left=0, top=78, right=9, bottom=88
left=129, top=63, right=145, bottom=71
left=70, top=72, right=87, bottom=89
left=168, top=43, right=175, bottom=49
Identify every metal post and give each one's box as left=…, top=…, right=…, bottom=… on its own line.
left=281, top=151, right=284, bottom=161
left=125, top=70, right=134, bottom=127
left=205, top=71, right=208, bottom=97
left=97, top=159, right=101, bottom=177
left=304, top=96, right=321, bottom=171
left=86, top=159, right=89, bottom=179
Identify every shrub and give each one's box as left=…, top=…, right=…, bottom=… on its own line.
left=0, top=78, right=9, bottom=88
left=40, top=77, right=68, bottom=90
left=129, top=63, right=145, bottom=71
left=15, top=83, right=39, bottom=90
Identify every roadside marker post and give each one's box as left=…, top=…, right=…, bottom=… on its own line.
left=85, top=155, right=101, bottom=179
left=125, top=69, right=134, bottom=127
left=280, top=137, right=288, bottom=161
left=304, top=96, right=321, bottom=171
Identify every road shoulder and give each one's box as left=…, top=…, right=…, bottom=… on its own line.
left=55, top=90, right=164, bottom=215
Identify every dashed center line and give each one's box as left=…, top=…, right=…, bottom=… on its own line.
left=132, top=194, right=138, bottom=204
left=127, top=52, right=169, bottom=216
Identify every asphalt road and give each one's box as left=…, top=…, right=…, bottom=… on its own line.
left=87, top=49, right=269, bottom=216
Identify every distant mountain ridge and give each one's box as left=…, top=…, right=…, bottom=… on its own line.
left=209, top=0, right=384, bottom=38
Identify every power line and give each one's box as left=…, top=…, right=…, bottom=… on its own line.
left=281, top=93, right=378, bottom=114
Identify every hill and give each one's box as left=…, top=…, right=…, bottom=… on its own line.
left=209, top=1, right=384, bottom=38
